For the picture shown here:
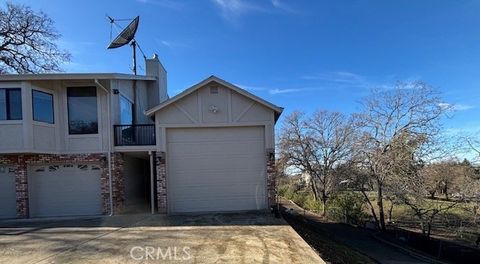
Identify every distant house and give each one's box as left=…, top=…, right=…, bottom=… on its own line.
left=0, top=54, right=283, bottom=219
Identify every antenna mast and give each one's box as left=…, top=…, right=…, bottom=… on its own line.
left=106, top=15, right=143, bottom=75
left=131, top=40, right=137, bottom=75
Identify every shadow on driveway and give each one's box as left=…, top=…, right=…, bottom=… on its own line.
left=0, top=212, right=324, bottom=264
left=0, top=212, right=286, bottom=235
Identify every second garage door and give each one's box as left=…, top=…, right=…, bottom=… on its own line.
left=29, top=164, right=102, bottom=217
left=0, top=166, right=17, bottom=219
left=167, top=126, right=266, bottom=213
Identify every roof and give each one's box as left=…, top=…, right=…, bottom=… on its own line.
left=0, top=73, right=156, bottom=81
left=145, top=75, right=284, bottom=121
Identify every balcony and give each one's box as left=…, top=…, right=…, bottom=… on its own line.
left=113, top=124, right=156, bottom=146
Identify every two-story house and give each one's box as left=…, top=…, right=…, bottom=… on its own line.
left=0, top=54, right=282, bottom=219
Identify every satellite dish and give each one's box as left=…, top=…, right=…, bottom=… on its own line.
left=107, top=16, right=139, bottom=49
left=106, top=16, right=145, bottom=75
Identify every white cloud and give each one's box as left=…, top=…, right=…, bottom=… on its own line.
left=160, top=40, right=172, bottom=47
left=211, top=0, right=297, bottom=23
left=212, top=0, right=261, bottom=19
left=302, top=71, right=364, bottom=83
left=155, top=39, right=189, bottom=49
left=269, top=88, right=301, bottom=94
left=236, top=83, right=306, bottom=95
left=235, top=83, right=267, bottom=91
left=438, top=102, right=475, bottom=111
left=270, top=0, right=296, bottom=13
left=454, top=104, right=475, bottom=111
left=136, top=0, right=184, bottom=9
left=301, top=71, right=373, bottom=89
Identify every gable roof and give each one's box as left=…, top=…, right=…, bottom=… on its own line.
left=145, top=75, right=284, bottom=121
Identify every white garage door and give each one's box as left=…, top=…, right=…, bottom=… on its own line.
left=0, top=166, right=17, bottom=219
left=167, top=126, right=266, bottom=213
left=29, top=164, right=102, bottom=217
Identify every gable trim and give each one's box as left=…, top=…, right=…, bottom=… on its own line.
left=145, top=76, right=283, bottom=120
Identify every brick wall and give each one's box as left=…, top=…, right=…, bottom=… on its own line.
left=0, top=153, right=124, bottom=218
left=156, top=151, right=167, bottom=213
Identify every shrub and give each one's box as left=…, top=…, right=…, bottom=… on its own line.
left=328, top=192, right=367, bottom=225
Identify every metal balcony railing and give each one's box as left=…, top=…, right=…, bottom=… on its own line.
left=113, top=124, right=156, bottom=146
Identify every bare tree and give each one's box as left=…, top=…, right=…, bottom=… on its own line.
left=457, top=160, right=480, bottom=224
left=353, top=81, right=447, bottom=231
left=278, top=110, right=355, bottom=215
left=466, top=137, right=480, bottom=159
left=368, top=129, right=459, bottom=237
left=278, top=112, right=320, bottom=200
left=0, top=2, right=70, bottom=73
left=308, top=110, right=355, bottom=215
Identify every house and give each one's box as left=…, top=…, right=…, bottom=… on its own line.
left=0, top=54, right=283, bottom=218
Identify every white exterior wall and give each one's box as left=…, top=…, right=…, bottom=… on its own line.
left=0, top=78, right=154, bottom=154
left=155, top=83, right=276, bottom=153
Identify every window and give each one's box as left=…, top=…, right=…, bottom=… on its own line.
left=67, top=87, right=98, bottom=134
left=120, top=95, right=133, bottom=125
left=0, top=88, right=22, bottom=120
left=32, top=90, right=54, bottom=123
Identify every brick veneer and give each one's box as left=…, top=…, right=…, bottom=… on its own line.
left=0, top=153, right=124, bottom=218
left=156, top=151, right=167, bottom=213
left=153, top=149, right=277, bottom=214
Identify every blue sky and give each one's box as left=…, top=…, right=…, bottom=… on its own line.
left=13, top=0, right=480, bottom=156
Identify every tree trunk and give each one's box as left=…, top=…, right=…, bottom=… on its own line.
left=377, top=183, right=386, bottom=231
left=443, top=184, right=449, bottom=200
left=474, top=205, right=479, bottom=225
left=322, top=199, right=327, bottom=216
left=321, top=191, right=328, bottom=216
left=310, top=178, right=319, bottom=201
left=420, top=220, right=426, bottom=235
left=427, top=221, right=432, bottom=237
left=388, top=202, right=394, bottom=223
left=361, top=189, right=380, bottom=229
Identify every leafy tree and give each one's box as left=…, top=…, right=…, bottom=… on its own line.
left=0, top=2, right=70, bottom=73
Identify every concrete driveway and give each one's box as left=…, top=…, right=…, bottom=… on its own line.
left=0, top=212, right=324, bottom=264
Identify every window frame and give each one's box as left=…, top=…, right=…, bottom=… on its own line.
left=119, top=94, right=134, bottom=125
left=67, top=86, right=99, bottom=135
left=0, top=88, right=22, bottom=121
left=32, top=89, right=55, bottom=124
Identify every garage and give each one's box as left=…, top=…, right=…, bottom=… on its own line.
left=28, top=164, right=102, bottom=217
left=146, top=76, right=283, bottom=214
left=167, top=126, right=266, bottom=213
left=0, top=166, right=17, bottom=219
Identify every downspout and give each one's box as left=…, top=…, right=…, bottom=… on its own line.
left=149, top=151, right=155, bottom=214
left=95, top=79, right=114, bottom=216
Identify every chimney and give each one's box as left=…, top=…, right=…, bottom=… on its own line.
left=145, top=53, right=168, bottom=108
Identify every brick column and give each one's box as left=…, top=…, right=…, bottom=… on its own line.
left=156, top=152, right=167, bottom=213
left=266, top=149, right=276, bottom=208
left=100, top=154, right=110, bottom=214
left=15, top=155, right=29, bottom=218
left=111, top=153, right=125, bottom=214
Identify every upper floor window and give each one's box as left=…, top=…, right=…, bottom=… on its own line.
left=67, top=87, right=98, bottom=134
left=120, top=95, right=133, bottom=125
left=0, top=88, right=22, bottom=120
left=32, top=90, right=54, bottom=124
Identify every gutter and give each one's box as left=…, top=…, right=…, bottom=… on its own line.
left=95, top=79, right=114, bottom=216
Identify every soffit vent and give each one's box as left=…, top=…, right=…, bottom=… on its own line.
left=210, top=86, right=219, bottom=94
